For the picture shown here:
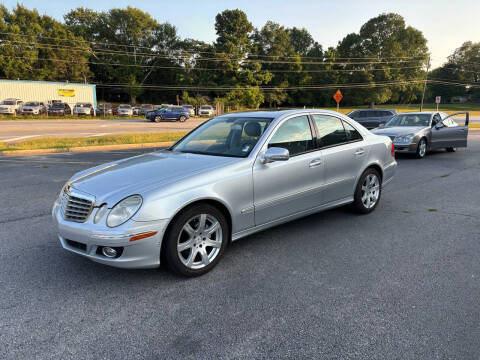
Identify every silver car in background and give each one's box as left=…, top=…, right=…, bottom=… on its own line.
left=371, top=111, right=469, bottom=158
left=52, top=109, right=396, bottom=276
left=73, top=102, right=94, bottom=116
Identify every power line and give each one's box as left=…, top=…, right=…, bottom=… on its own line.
left=0, top=54, right=426, bottom=73
left=0, top=31, right=428, bottom=61
left=0, top=38, right=427, bottom=65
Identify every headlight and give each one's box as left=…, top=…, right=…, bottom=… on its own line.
left=106, top=195, right=142, bottom=227
left=394, top=134, right=415, bottom=144
left=94, top=204, right=108, bottom=224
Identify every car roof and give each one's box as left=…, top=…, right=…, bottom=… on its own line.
left=220, top=109, right=350, bottom=119
left=355, top=108, right=396, bottom=111
left=397, top=111, right=435, bottom=115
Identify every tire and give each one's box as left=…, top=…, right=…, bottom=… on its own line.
left=353, top=168, right=382, bottom=214
left=446, top=147, right=456, bottom=152
left=179, top=115, right=186, bottom=122
left=163, top=204, right=229, bottom=277
left=154, top=115, right=162, bottom=123
left=416, top=138, right=427, bottom=158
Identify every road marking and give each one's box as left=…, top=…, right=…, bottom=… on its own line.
left=3, top=135, right=41, bottom=142
left=89, top=133, right=111, bottom=137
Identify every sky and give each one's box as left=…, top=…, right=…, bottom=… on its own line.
left=5, top=0, right=480, bottom=68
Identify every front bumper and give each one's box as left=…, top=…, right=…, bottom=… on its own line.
left=0, top=108, right=15, bottom=114
left=53, top=203, right=169, bottom=269
left=393, top=142, right=417, bottom=154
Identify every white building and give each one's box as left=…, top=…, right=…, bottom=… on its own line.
left=0, top=79, right=97, bottom=108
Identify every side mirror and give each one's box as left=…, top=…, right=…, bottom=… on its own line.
left=435, top=122, right=445, bottom=129
left=261, top=147, right=290, bottom=164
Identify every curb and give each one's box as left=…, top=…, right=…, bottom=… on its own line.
left=0, top=141, right=174, bottom=156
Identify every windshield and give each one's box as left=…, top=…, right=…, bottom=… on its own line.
left=25, top=102, right=39, bottom=106
left=51, top=104, right=65, bottom=109
left=141, top=104, right=153, bottom=109
left=200, top=106, right=212, bottom=109
left=172, top=116, right=273, bottom=157
left=386, top=114, right=431, bottom=127
left=77, top=103, right=91, bottom=108
left=119, top=105, right=131, bottom=109
left=2, top=101, right=15, bottom=105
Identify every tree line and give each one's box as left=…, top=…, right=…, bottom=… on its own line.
left=0, top=5, right=478, bottom=108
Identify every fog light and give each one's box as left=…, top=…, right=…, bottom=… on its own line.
left=102, top=247, right=117, bottom=258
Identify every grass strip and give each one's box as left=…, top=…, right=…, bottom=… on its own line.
left=0, top=132, right=187, bottom=152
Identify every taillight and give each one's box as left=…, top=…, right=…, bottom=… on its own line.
left=391, top=142, right=395, bottom=157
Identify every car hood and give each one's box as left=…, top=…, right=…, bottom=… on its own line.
left=69, top=151, right=239, bottom=204
left=371, top=126, right=426, bottom=137
left=22, top=106, right=41, bottom=110
left=0, top=105, right=15, bottom=109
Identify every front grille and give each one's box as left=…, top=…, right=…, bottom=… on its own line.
left=61, top=188, right=94, bottom=223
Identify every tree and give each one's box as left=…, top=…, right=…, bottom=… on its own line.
left=427, top=41, right=480, bottom=102
left=0, top=5, right=91, bottom=82
left=336, top=13, right=428, bottom=106
left=65, top=7, right=180, bottom=103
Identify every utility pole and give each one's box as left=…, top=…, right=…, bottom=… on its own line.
left=420, top=56, right=431, bottom=112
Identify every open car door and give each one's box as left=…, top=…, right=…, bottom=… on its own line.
left=434, top=112, right=469, bottom=148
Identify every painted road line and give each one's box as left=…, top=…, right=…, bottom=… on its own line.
left=89, top=133, right=112, bottom=137
left=3, top=135, right=41, bottom=142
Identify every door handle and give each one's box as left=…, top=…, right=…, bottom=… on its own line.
left=309, top=159, right=323, bottom=168
left=354, top=149, right=365, bottom=156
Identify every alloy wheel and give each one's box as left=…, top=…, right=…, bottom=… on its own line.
left=361, top=174, right=380, bottom=209
left=177, top=214, right=223, bottom=270
left=418, top=139, right=427, bottom=157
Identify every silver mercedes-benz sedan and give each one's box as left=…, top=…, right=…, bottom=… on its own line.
left=371, top=111, right=469, bottom=158
left=52, top=110, right=397, bottom=276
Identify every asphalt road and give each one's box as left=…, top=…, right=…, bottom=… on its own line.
left=0, top=115, right=479, bottom=142
left=0, top=117, right=208, bottom=142
left=1, top=136, right=480, bottom=359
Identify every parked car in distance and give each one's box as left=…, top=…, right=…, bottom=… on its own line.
left=21, top=101, right=47, bottom=115
left=117, top=104, right=133, bottom=117
left=74, top=103, right=94, bottom=116
left=182, top=104, right=195, bottom=116
left=371, top=111, right=469, bottom=158
left=198, top=105, right=215, bottom=116
left=132, top=107, right=141, bottom=116
left=347, top=109, right=397, bottom=129
left=147, top=106, right=190, bottom=122
left=139, top=104, right=154, bottom=116
left=0, top=98, right=23, bottom=114
left=53, top=109, right=396, bottom=276
left=96, top=103, right=113, bottom=116
left=48, top=102, right=71, bottom=116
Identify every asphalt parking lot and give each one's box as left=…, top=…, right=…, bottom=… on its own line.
left=0, top=117, right=208, bottom=142
left=1, top=136, right=479, bottom=359
left=0, top=115, right=479, bottom=142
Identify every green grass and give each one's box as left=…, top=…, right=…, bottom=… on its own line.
left=0, top=114, right=151, bottom=121
left=0, top=132, right=187, bottom=152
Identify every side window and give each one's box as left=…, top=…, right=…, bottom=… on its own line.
left=268, top=115, right=314, bottom=156
left=312, top=114, right=347, bottom=147
left=358, top=111, right=368, bottom=118
left=342, top=121, right=362, bottom=141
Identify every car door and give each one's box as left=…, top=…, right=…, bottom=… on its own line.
left=163, top=107, right=174, bottom=120
left=311, top=114, right=367, bottom=204
left=253, top=115, right=325, bottom=226
left=432, top=112, right=469, bottom=148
